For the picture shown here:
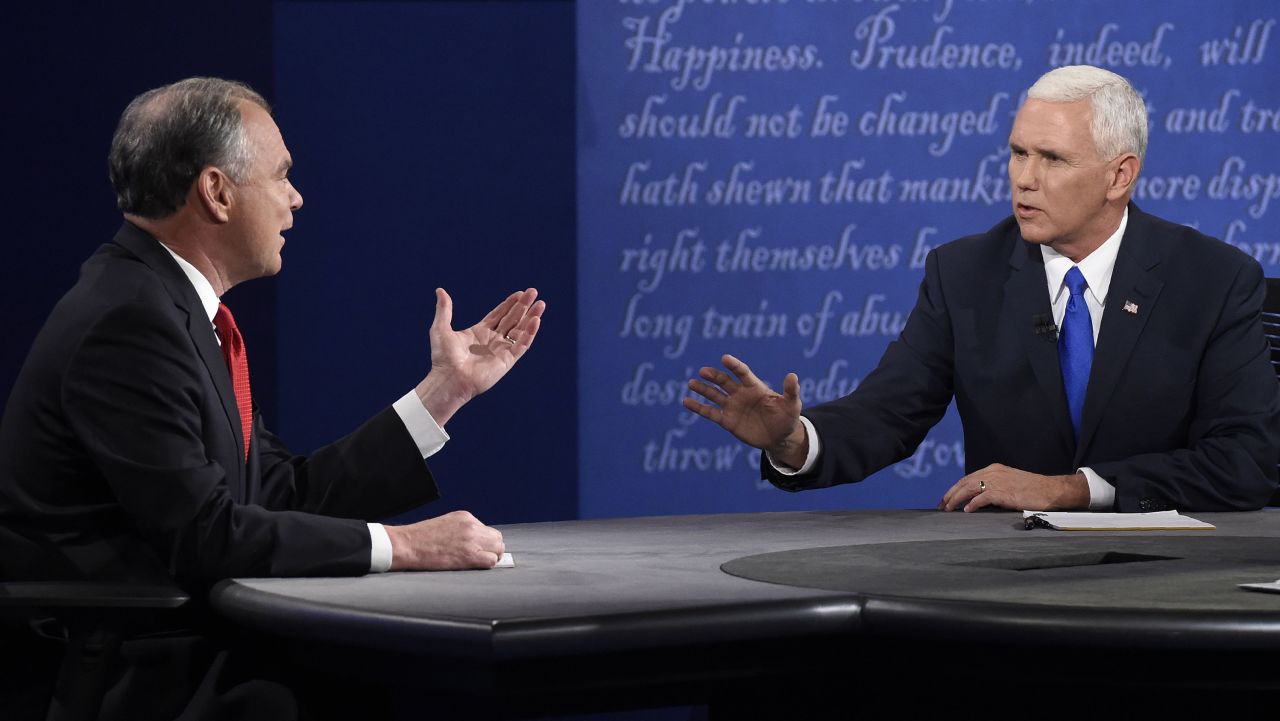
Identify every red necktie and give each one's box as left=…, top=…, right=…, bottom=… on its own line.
left=213, top=303, right=253, bottom=462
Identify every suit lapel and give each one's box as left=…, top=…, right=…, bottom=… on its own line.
left=112, top=224, right=248, bottom=487
left=1006, top=239, right=1076, bottom=451
left=1074, top=208, right=1164, bottom=464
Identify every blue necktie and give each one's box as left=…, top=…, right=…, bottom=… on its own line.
left=1059, top=267, right=1093, bottom=438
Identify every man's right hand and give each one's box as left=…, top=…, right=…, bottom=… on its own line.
left=683, top=354, right=809, bottom=470
left=385, top=510, right=505, bottom=571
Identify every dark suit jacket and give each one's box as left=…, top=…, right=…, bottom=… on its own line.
left=766, top=205, right=1280, bottom=512
left=0, top=222, right=439, bottom=589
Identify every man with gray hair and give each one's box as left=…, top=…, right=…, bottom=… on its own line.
left=0, top=77, right=543, bottom=717
left=687, top=65, right=1280, bottom=513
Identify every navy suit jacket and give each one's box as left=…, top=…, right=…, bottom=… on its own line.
left=0, top=223, right=438, bottom=589
left=766, top=205, right=1280, bottom=512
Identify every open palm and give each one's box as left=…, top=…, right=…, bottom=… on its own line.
left=430, top=287, right=544, bottom=400
left=684, top=354, right=802, bottom=452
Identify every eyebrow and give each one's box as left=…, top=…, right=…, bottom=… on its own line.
left=1009, top=141, right=1066, bottom=160
left=277, top=158, right=293, bottom=175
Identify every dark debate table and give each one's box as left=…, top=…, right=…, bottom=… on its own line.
left=210, top=510, right=1280, bottom=717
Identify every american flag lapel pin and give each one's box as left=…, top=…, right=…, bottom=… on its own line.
left=1123, top=300, right=1139, bottom=314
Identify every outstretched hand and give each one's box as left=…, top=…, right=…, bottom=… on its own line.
left=683, top=354, right=809, bottom=469
left=416, top=287, right=545, bottom=426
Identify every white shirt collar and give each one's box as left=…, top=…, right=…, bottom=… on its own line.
left=158, top=243, right=220, bottom=324
left=1041, top=207, right=1128, bottom=305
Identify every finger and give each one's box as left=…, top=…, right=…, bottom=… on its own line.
left=946, top=492, right=975, bottom=512
left=682, top=397, right=724, bottom=425
left=964, top=490, right=998, bottom=513
left=698, top=366, right=739, bottom=392
left=939, top=487, right=959, bottom=512
left=504, top=315, right=542, bottom=359
left=939, top=477, right=961, bottom=509
left=509, top=301, right=545, bottom=347
left=470, top=531, right=504, bottom=562
left=960, top=473, right=997, bottom=511
left=432, top=288, right=454, bottom=332
left=479, top=291, right=524, bottom=329
left=721, top=354, right=763, bottom=388
left=495, top=288, right=537, bottom=337
left=941, top=477, right=975, bottom=511
left=687, top=379, right=728, bottom=404
left=952, top=464, right=1007, bottom=511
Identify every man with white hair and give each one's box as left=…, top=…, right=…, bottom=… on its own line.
left=687, top=65, right=1280, bottom=513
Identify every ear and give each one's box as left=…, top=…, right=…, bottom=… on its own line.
left=193, top=166, right=234, bottom=223
left=1105, top=153, right=1140, bottom=201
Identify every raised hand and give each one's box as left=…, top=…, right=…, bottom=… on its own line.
left=415, top=287, right=545, bottom=426
left=683, top=354, right=809, bottom=469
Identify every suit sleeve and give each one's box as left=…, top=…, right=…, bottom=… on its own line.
left=764, top=248, right=956, bottom=491
left=60, top=302, right=429, bottom=586
left=1091, top=260, right=1280, bottom=512
left=253, top=408, right=439, bottom=521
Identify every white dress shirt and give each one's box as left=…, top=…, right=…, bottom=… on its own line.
left=772, top=209, right=1130, bottom=511
left=161, top=244, right=446, bottom=572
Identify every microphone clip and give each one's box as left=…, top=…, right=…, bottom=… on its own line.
left=1032, top=314, right=1058, bottom=342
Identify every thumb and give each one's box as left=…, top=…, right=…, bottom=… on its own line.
left=433, top=288, right=453, bottom=331
left=782, top=372, right=801, bottom=407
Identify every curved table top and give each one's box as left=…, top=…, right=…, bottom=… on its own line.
left=211, top=509, right=1280, bottom=660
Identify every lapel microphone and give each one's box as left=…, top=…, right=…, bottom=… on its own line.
left=1032, top=313, right=1059, bottom=342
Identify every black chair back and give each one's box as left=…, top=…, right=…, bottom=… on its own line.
left=1264, top=278, right=1280, bottom=506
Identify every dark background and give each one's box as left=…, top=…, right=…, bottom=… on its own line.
left=1, top=0, right=578, bottom=524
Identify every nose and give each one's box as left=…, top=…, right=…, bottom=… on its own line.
left=289, top=181, right=304, bottom=211
left=1013, top=156, right=1040, bottom=192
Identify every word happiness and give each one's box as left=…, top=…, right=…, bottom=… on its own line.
left=622, top=2, right=820, bottom=91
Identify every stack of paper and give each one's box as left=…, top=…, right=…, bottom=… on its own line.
left=1022, top=510, right=1215, bottom=531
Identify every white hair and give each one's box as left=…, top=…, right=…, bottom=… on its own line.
left=1026, top=65, right=1147, bottom=162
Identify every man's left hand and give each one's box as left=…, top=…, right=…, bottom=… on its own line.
left=939, top=464, right=1089, bottom=512
left=415, top=287, right=545, bottom=426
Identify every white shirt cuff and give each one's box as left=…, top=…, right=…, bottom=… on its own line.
left=377, top=390, right=449, bottom=572
left=1081, top=466, right=1115, bottom=510
left=392, top=389, right=449, bottom=459
left=766, top=416, right=821, bottom=476
left=368, top=523, right=393, bottom=573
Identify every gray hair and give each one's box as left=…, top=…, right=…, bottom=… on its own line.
left=108, top=77, right=270, bottom=219
left=1026, top=65, right=1147, bottom=163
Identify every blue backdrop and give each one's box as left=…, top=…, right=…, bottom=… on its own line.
left=577, top=0, right=1280, bottom=517
left=271, top=1, right=577, bottom=524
